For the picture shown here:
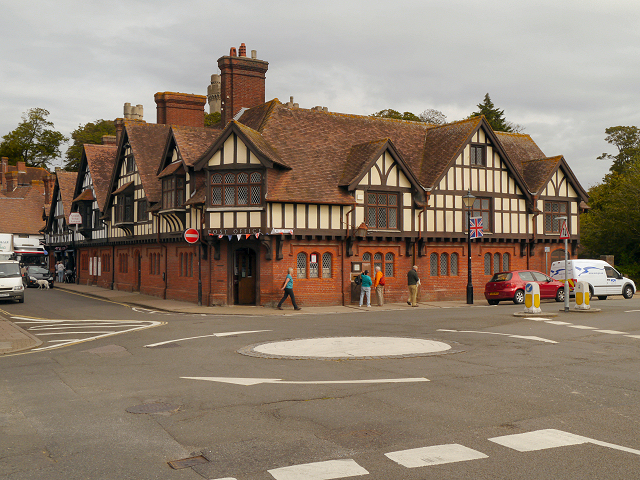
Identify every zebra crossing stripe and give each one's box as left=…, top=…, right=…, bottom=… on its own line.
left=385, top=443, right=488, bottom=467
left=267, top=459, right=368, bottom=479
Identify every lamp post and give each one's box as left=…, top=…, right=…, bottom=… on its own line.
left=556, top=215, right=569, bottom=312
left=462, top=190, right=476, bottom=304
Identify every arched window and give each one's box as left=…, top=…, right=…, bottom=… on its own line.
left=322, top=253, right=332, bottom=278
left=502, top=253, right=510, bottom=272
left=309, top=253, right=319, bottom=278
left=385, top=252, right=394, bottom=277
left=451, top=253, right=459, bottom=276
left=430, top=253, right=438, bottom=276
left=296, top=253, right=306, bottom=278
left=374, top=253, right=383, bottom=273
left=493, top=253, right=500, bottom=274
left=440, top=253, right=448, bottom=276
left=362, top=252, right=371, bottom=263
left=484, top=253, right=491, bottom=275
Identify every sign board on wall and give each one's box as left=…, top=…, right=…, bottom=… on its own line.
left=68, top=213, right=82, bottom=225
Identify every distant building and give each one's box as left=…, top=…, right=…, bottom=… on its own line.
left=45, top=43, right=588, bottom=306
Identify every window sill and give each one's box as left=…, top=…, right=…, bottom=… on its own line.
left=207, top=206, right=265, bottom=212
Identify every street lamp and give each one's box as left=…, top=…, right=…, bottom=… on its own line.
left=462, top=190, right=476, bottom=304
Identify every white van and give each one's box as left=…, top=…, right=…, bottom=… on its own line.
left=550, top=259, right=636, bottom=300
left=0, top=260, right=25, bottom=303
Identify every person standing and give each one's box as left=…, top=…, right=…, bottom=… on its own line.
left=277, top=267, right=302, bottom=310
left=56, top=261, right=65, bottom=283
left=373, top=266, right=384, bottom=306
left=359, top=269, right=372, bottom=307
left=407, top=265, right=420, bottom=307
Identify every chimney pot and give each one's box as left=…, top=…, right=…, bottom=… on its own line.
left=239, top=43, right=247, bottom=57
left=230, top=47, right=237, bottom=56
left=251, top=50, right=257, bottom=59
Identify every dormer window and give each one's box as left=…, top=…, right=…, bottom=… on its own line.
left=162, top=176, right=185, bottom=209
left=210, top=171, right=262, bottom=207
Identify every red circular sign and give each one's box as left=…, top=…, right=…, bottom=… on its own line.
left=184, top=228, right=199, bottom=244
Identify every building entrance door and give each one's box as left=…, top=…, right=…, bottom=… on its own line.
left=234, top=248, right=256, bottom=305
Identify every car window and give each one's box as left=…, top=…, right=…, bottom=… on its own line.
left=518, top=271, right=535, bottom=282
left=489, top=273, right=512, bottom=282
left=29, top=266, right=49, bottom=274
left=531, top=272, right=549, bottom=282
left=0, top=264, right=20, bottom=277
left=604, top=266, right=618, bottom=279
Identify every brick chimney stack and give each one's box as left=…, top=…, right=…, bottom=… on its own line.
left=218, top=43, right=269, bottom=125
left=5, top=171, right=18, bottom=192
left=154, top=92, right=207, bottom=127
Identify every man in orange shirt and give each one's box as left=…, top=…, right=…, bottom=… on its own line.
left=373, top=266, right=384, bottom=306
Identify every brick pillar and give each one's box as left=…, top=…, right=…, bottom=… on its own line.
left=154, top=92, right=207, bottom=127
left=218, top=44, right=269, bottom=125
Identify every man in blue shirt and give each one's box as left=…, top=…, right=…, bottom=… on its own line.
left=359, top=270, right=373, bottom=307
left=277, top=267, right=302, bottom=310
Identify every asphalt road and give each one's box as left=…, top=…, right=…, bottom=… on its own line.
left=1, top=288, right=639, bottom=479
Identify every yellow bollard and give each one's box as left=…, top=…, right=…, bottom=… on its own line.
left=524, top=282, right=541, bottom=314
left=574, top=281, right=590, bottom=310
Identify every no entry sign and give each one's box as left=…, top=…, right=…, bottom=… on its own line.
left=184, top=228, right=200, bottom=244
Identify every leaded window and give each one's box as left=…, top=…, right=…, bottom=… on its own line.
left=374, top=253, right=383, bottom=273
left=162, top=176, right=185, bottom=209
left=296, top=253, right=306, bottom=278
left=503, top=253, right=510, bottom=271
left=451, top=253, right=459, bottom=276
left=385, top=253, right=394, bottom=277
left=322, top=253, right=332, bottom=278
left=440, top=253, right=448, bottom=276
left=465, top=197, right=492, bottom=233
left=309, top=253, right=319, bottom=278
left=484, top=253, right=491, bottom=275
left=362, top=252, right=371, bottom=263
left=494, top=253, right=500, bottom=273
left=469, top=144, right=486, bottom=166
left=544, top=201, right=568, bottom=233
left=366, top=192, right=399, bottom=229
left=116, top=193, right=133, bottom=223
left=211, top=171, right=262, bottom=207
left=430, top=253, right=438, bottom=276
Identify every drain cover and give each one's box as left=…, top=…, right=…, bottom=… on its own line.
left=167, top=455, right=209, bottom=469
left=126, top=402, right=180, bottom=414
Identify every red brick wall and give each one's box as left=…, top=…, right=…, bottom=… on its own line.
left=218, top=56, right=268, bottom=125
left=154, top=92, right=207, bottom=128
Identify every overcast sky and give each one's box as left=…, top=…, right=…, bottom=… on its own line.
left=2, top=0, right=639, bottom=189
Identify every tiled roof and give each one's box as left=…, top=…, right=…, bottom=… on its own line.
left=84, top=144, right=117, bottom=211
left=57, top=171, right=78, bottom=221
left=494, top=131, right=546, bottom=171
left=339, top=139, right=389, bottom=186
left=158, top=162, right=185, bottom=178
left=521, top=156, right=563, bottom=194
left=234, top=122, right=288, bottom=168
left=126, top=121, right=171, bottom=203
left=0, top=186, right=47, bottom=234
left=171, top=125, right=222, bottom=167
left=72, top=189, right=96, bottom=203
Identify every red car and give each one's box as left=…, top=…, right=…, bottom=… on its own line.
left=484, top=270, right=566, bottom=305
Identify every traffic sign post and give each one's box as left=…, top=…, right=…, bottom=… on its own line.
left=557, top=217, right=569, bottom=311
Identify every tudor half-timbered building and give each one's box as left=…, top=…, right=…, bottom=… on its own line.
left=44, top=43, right=588, bottom=307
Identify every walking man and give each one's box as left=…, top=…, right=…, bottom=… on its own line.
left=359, top=270, right=372, bottom=307
left=373, top=266, right=384, bottom=306
left=407, top=265, right=420, bottom=307
left=277, top=267, right=302, bottom=310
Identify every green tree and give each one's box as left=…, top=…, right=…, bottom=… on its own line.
left=64, top=119, right=116, bottom=171
left=0, top=108, right=68, bottom=168
left=205, top=112, right=221, bottom=127
left=469, top=93, right=523, bottom=132
left=596, top=126, right=640, bottom=175
left=371, top=108, right=447, bottom=124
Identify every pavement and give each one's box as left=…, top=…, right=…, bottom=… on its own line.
left=0, top=282, right=478, bottom=355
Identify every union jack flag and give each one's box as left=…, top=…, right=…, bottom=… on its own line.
left=469, top=216, right=483, bottom=239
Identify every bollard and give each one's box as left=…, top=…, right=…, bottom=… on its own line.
left=524, top=282, right=541, bottom=314
left=574, top=281, right=590, bottom=310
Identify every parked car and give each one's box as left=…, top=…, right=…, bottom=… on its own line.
left=484, top=270, right=565, bottom=305
left=550, top=259, right=636, bottom=300
left=25, top=265, right=54, bottom=288
left=0, top=260, right=25, bottom=303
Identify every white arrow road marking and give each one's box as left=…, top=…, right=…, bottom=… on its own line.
left=437, top=329, right=557, bottom=344
left=489, top=429, right=640, bottom=456
left=385, top=444, right=488, bottom=468
left=267, top=459, right=368, bottom=480
left=144, top=330, right=271, bottom=348
left=181, top=377, right=430, bottom=386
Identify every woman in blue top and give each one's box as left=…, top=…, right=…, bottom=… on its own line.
left=277, top=267, right=302, bottom=310
left=359, top=270, right=373, bottom=307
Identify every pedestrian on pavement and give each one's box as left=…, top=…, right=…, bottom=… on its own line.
left=407, top=265, right=420, bottom=307
left=373, top=266, right=385, bottom=306
left=56, top=261, right=65, bottom=283
left=277, top=267, right=302, bottom=310
left=359, top=269, right=372, bottom=307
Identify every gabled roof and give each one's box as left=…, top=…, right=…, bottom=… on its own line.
left=82, top=144, right=117, bottom=211
left=127, top=122, right=171, bottom=203
left=165, top=125, right=222, bottom=169
left=0, top=186, right=48, bottom=235
left=494, top=131, right=546, bottom=172
left=43, top=170, right=77, bottom=232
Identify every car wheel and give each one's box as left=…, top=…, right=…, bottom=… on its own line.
left=18, top=296, right=24, bottom=303
left=597, top=296, right=607, bottom=300
left=513, top=289, right=525, bottom=305
left=555, top=288, right=565, bottom=302
left=623, top=284, right=634, bottom=299
left=488, top=300, right=499, bottom=305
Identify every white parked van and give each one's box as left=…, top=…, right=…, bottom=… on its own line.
left=550, top=259, right=636, bottom=300
left=0, top=260, right=25, bottom=303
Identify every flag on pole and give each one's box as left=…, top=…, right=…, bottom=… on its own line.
left=469, top=216, right=483, bottom=238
